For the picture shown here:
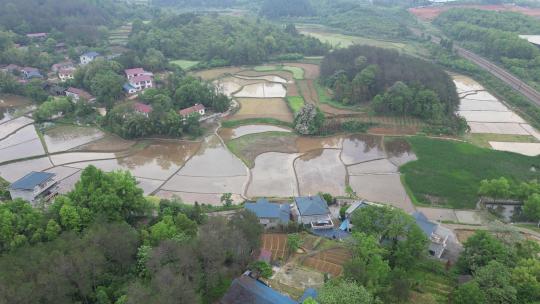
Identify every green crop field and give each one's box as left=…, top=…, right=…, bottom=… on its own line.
left=401, top=137, right=540, bottom=209
left=170, top=60, right=200, bottom=70
left=286, top=96, right=304, bottom=114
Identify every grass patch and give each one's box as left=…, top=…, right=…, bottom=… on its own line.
left=401, top=137, right=540, bottom=209
left=407, top=259, right=455, bottom=304
left=314, top=81, right=363, bottom=111
left=253, top=65, right=304, bottom=79
left=222, top=118, right=293, bottom=129
left=225, top=131, right=297, bottom=168
left=286, top=96, right=305, bottom=114
left=170, top=59, right=200, bottom=70
left=465, top=133, right=538, bottom=148
left=515, top=223, right=540, bottom=233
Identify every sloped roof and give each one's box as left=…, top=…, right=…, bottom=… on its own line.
left=82, top=51, right=100, bottom=58
left=220, top=271, right=297, bottom=304
left=179, top=103, right=205, bottom=116
left=294, top=196, right=329, bottom=216
left=125, top=68, right=145, bottom=76
left=10, top=172, right=54, bottom=190
left=66, top=87, right=93, bottom=100
left=299, top=288, right=318, bottom=303
left=345, top=200, right=368, bottom=215
left=413, top=211, right=437, bottom=237
left=133, top=102, right=153, bottom=114
left=130, top=74, right=152, bottom=83
left=245, top=198, right=290, bottom=223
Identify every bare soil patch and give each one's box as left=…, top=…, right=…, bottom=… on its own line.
left=234, top=98, right=294, bottom=122
left=236, top=70, right=294, bottom=82
left=409, top=5, right=540, bottom=21
left=193, top=67, right=244, bottom=80
left=283, top=63, right=320, bottom=79
left=261, top=233, right=288, bottom=261
left=302, top=248, right=351, bottom=278
left=287, top=82, right=299, bottom=97
left=227, top=132, right=298, bottom=168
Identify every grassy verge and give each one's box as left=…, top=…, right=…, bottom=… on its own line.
left=169, top=59, right=200, bottom=70
left=407, top=260, right=455, bottom=304
left=286, top=96, right=305, bottom=114
left=222, top=118, right=293, bottom=129
left=515, top=223, right=540, bottom=233
left=314, top=81, right=363, bottom=111
left=401, top=136, right=540, bottom=209
left=465, top=133, right=538, bottom=148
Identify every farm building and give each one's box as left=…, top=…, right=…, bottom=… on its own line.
left=179, top=103, right=206, bottom=118
left=133, top=102, right=153, bottom=117
left=292, top=196, right=333, bottom=228
left=220, top=271, right=297, bottom=304
left=21, top=67, right=43, bottom=79
left=9, top=172, right=58, bottom=206
left=413, top=211, right=448, bottom=259
left=80, top=52, right=100, bottom=65
left=244, top=198, right=290, bottom=229
left=65, top=87, right=95, bottom=102
left=58, top=68, right=75, bottom=82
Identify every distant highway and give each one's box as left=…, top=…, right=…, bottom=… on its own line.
left=414, top=28, right=540, bottom=108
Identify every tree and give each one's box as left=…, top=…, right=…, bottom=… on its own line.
left=478, top=177, right=512, bottom=199
left=345, top=232, right=390, bottom=291
left=249, top=261, right=273, bottom=278
left=287, top=233, right=303, bottom=254
left=512, top=258, right=540, bottom=303
left=474, top=261, right=517, bottom=304
left=294, top=104, right=325, bottom=135
left=0, top=199, right=44, bottom=252
left=90, top=71, right=124, bottom=109
left=318, top=279, right=375, bottom=304
left=456, top=230, right=515, bottom=274
left=523, top=193, right=540, bottom=221
left=220, top=193, right=233, bottom=207
left=452, top=281, right=486, bottom=304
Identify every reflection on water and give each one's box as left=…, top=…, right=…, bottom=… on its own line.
left=248, top=152, right=299, bottom=197
left=295, top=149, right=346, bottom=196
left=0, top=157, right=53, bottom=182
left=234, top=82, right=287, bottom=98
left=341, top=134, right=385, bottom=165
left=0, top=95, right=33, bottom=124
left=295, top=135, right=343, bottom=153
left=384, top=138, right=417, bottom=166
left=44, top=125, right=105, bottom=153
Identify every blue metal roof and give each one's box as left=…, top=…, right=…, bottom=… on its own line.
left=413, top=211, right=436, bottom=237
left=310, top=228, right=350, bottom=240
left=339, top=218, right=350, bottom=231
left=123, top=83, right=136, bottom=91
left=26, top=71, right=43, bottom=79
left=299, top=288, right=317, bottom=303
left=221, top=272, right=297, bottom=304
left=83, top=51, right=100, bottom=58
left=245, top=198, right=290, bottom=223
left=294, top=196, right=329, bottom=216
left=10, top=172, right=54, bottom=190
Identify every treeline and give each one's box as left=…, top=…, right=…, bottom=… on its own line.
left=321, top=45, right=460, bottom=124
left=128, top=13, right=329, bottom=66
left=435, top=9, right=540, bottom=89
left=452, top=230, right=540, bottom=304
left=0, top=72, right=48, bottom=102
left=259, top=0, right=315, bottom=18
left=479, top=177, right=540, bottom=221
left=0, top=165, right=262, bottom=303
left=297, top=1, right=415, bottom=40
left=0, top=0, right=136, bottom=45
left=105, top=69, right=230, bottom=139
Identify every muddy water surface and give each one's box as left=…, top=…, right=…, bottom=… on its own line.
left=0, top=95, right=33, bottom=124
left=219, top=124, right=291, bottom=140
left=0, top=116, right=34, bottom=139
left=295, top=149, right=346, bottom=196
left=248, top=152, right=300, bottom=197
left=0, top=157, right=53, bottom=182
left=234, top=82, right=287, bottom=98
left=340, top=135, right=385, bottom=165
left=384, top=138, right=417, bottom=166
left=44, top=126, right=105, bottom=153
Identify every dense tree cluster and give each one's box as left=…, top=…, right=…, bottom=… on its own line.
left=452, top=230, right=540, bottom=304
left=73, top=58, right=125, bottom=109
left=343, top=205, right=430, bottom=302
left=293, top=103, right=325, bottom=135
left=435, top=9, right=540, bottom=89
left=0, top=165, right=262, bottom=304
left=260, top=0, right=315, bottom=18
left=0, top=72, right=48, bottom=103
left=105, top=69, right=230, bottom=139
left=0, top=0, right=135, bottom=46
left=479, top=178, right=540, bottom=221
left=128, top=14, right=329, bottom=66
left=321, top=45, right=463, bottom=131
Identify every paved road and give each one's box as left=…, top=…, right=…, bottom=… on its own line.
left=413, top=28, right=540, bottom=108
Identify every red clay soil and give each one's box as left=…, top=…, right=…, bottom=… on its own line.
left=284, top=63, right=320, bottom=79
left=303, top=248, right=352, bottom=278
left=287, top=82, right=300, bottom=97
left=261, top=233, right=288, bottom=261
left=409, top=4, right=540, bottom=21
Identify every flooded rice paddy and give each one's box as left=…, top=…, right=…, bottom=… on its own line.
left=234, top=98, right=293, bottom=122
left=219, top=124, right=291, bottom=140
left=453, top=74, right=540, bottom=156
left=0, top=95, right=33, bottom=124
left=234, top=82, right=287, bottom=98
left=43, top=125, right=105, bottom=153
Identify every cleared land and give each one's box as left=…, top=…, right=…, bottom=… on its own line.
left=401, top=137, right=540, bottom=209
left=261, top=233, right=288, bottom=261
left=226, top=132, right=298, bottom=168
left=169, top=60, right=199, bottom=70
left=302, top=248, right=351, bottom=278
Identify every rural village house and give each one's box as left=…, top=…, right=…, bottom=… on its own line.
left=133, top=102, right=153, bottom=117
left=65, top=87, right=95, bottom=102
left=58, top=68, right=75, bottom=82
left=221, top=270, right=317, bottom=304
left=413, top=211, right=448, bottom=259
left=292, top=196, right=333, bottom=228
left=21, top=67, right=43, bottom=79
left=244, top=198, right=290, bottom=229
left=179, top=103, right=205, bottom=119
left=80, top=51, right=100, bottom=65
left=26, top=32, right=48, bottom=40
left=51, top=61, right=75, bottom=73
left=9, top=172, right=58, bottom=206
